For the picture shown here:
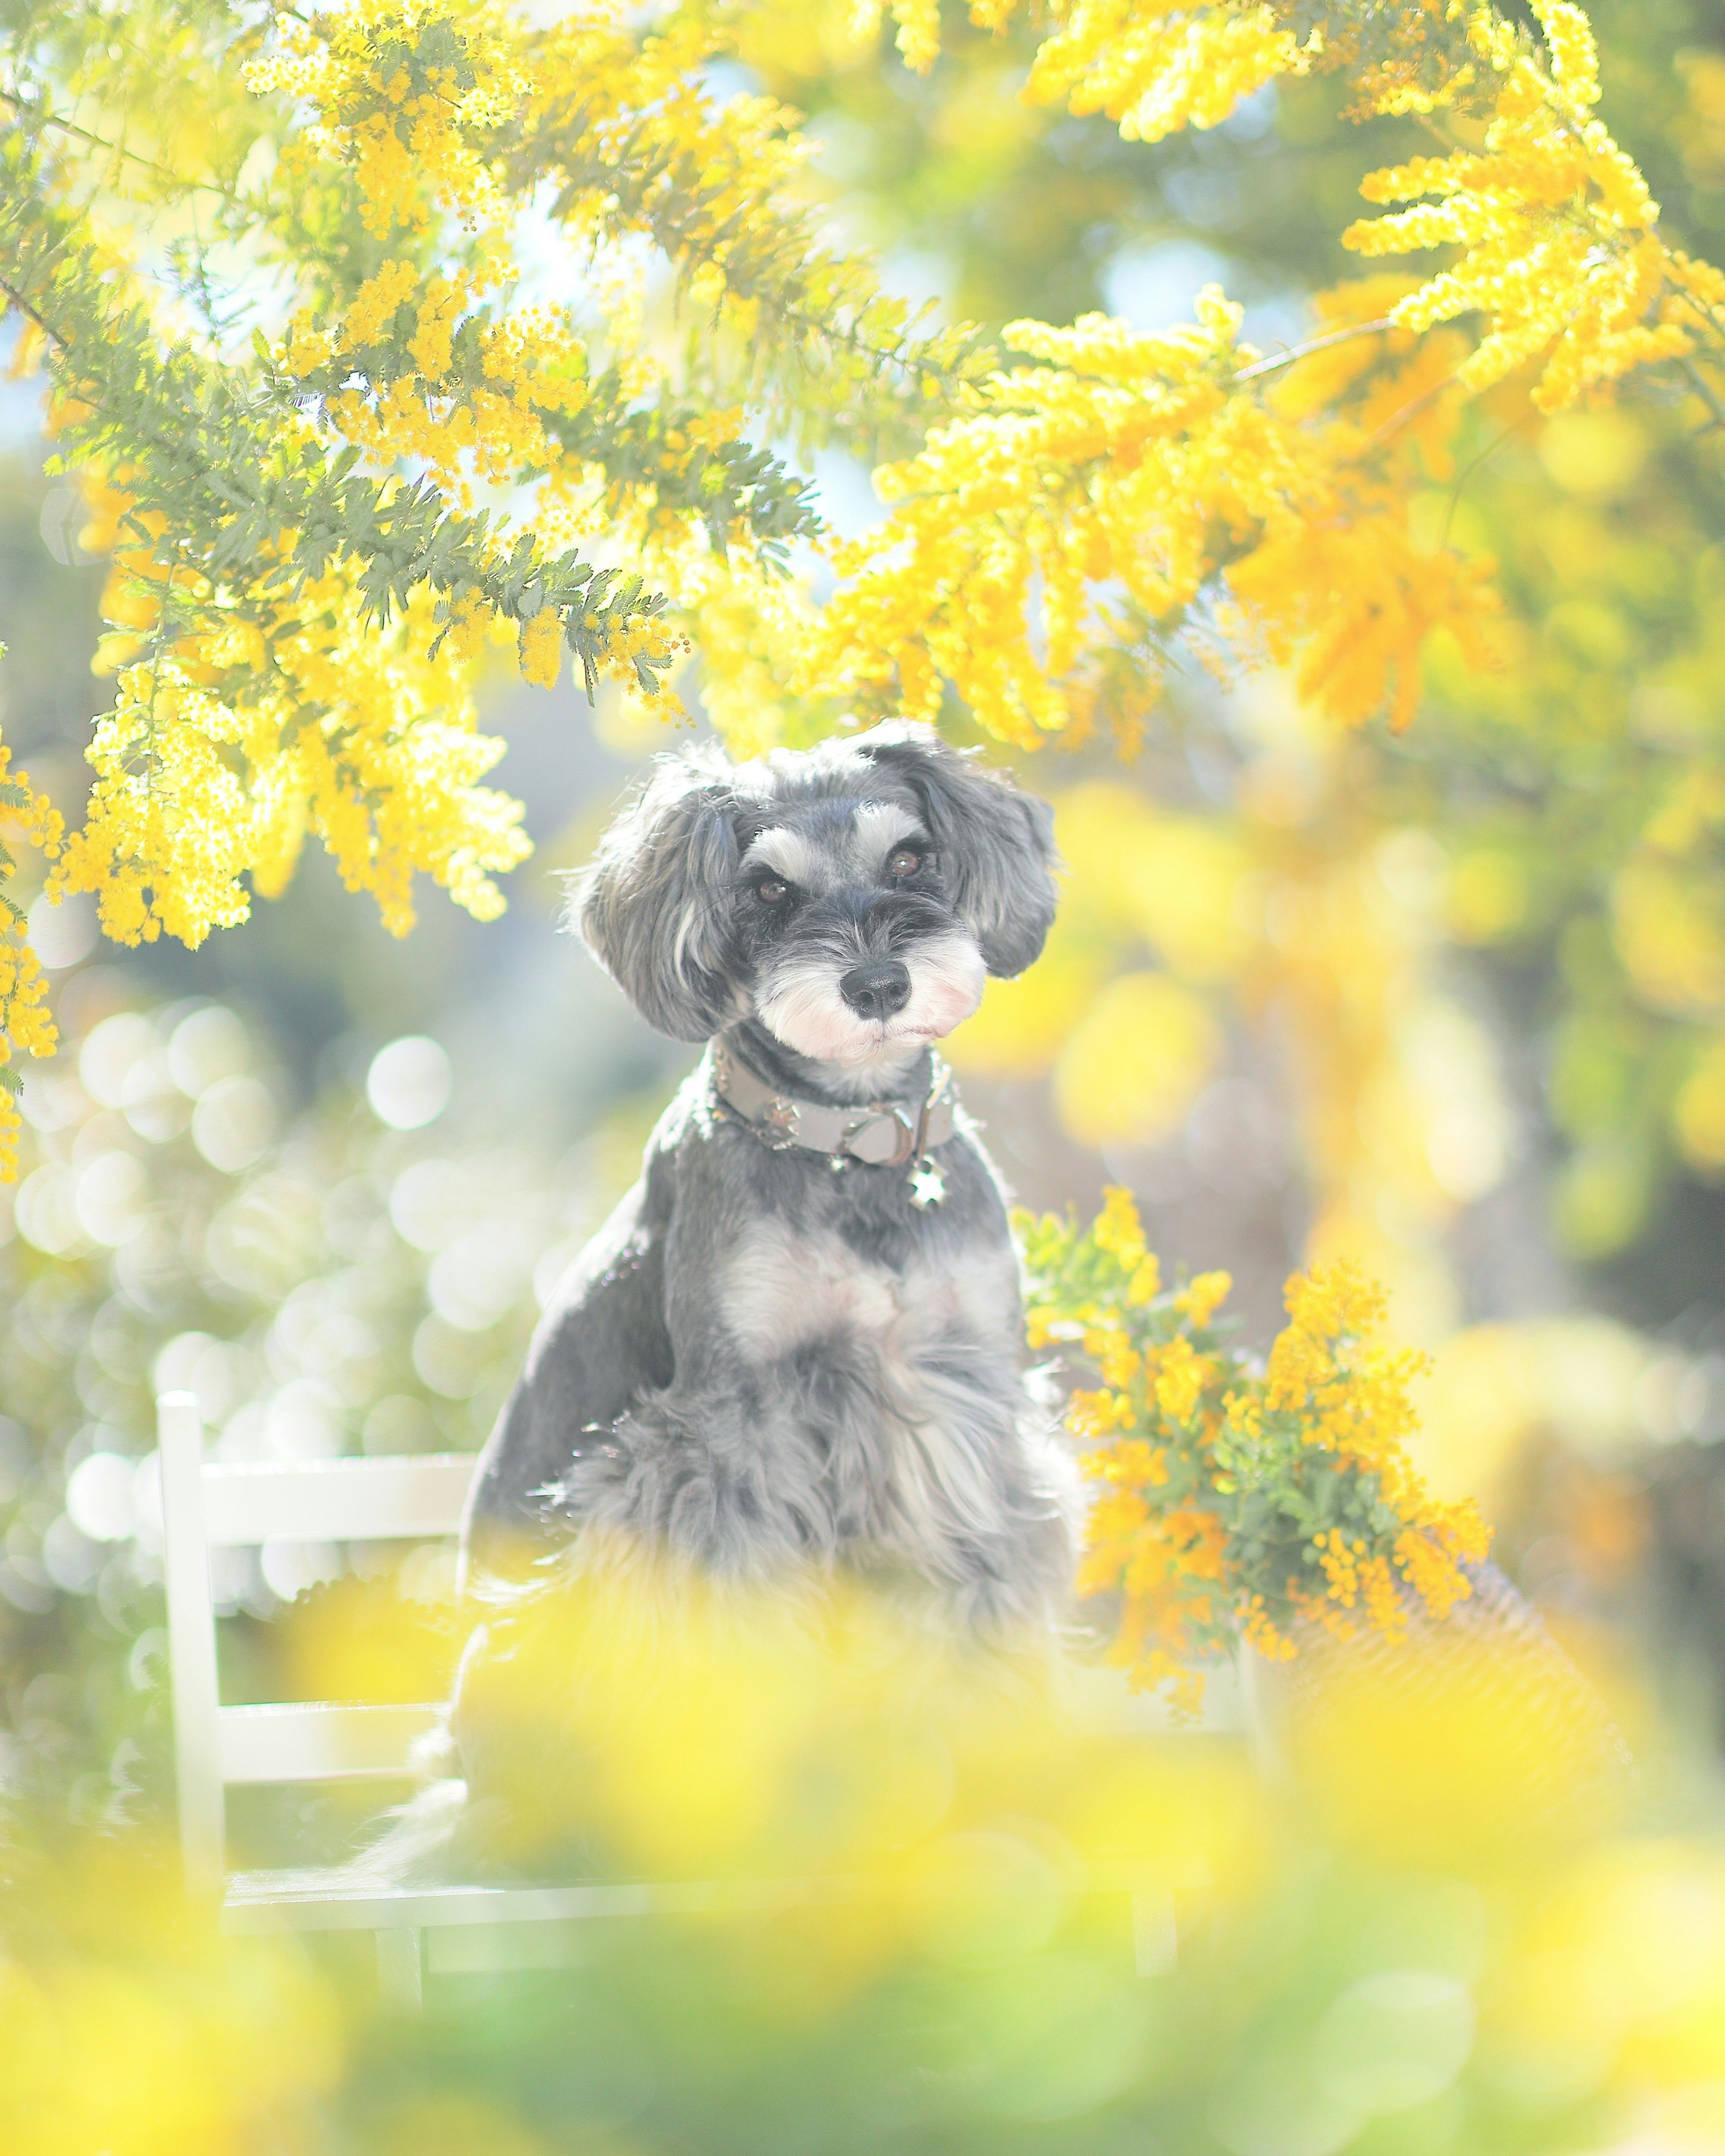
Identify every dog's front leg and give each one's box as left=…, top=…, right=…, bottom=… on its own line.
left=548, top=1364, right=837, bottom=1583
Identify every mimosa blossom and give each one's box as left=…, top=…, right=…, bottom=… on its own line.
left=1021, top=1188, right=1491, bottom=1705
left=0, top=729, right=61, bottom=1182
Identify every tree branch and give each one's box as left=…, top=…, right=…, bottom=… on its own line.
left=1231, top=318, right=1395, bottom=386
left=1679, top=356, right=1725, bottom=435
left=0, top=272, right=66, bottom=350
left=1361, top=368, right=1466, bottom=453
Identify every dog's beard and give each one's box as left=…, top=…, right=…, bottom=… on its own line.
left=754, top=933, right=986, bottom=1070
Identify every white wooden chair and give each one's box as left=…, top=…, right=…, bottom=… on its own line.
left=159, top=1389, right=1215, bottom=2006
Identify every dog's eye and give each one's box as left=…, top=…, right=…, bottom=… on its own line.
left=756, top=877, right=788, bottom=905
left=886, top=847, right=922, bottom=879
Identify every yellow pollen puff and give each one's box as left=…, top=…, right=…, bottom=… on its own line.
left=1151, top=1337, right=1212, bottom=1423
left=0, top=733, right=64, bottom=1182
left=1173, top=1270, right=1232, bottom=1326
left=1092, top=1185, right=1149, bottom=1270
left=1099, top=1341, right=1142, bottom=1389
left=518, top=610, right=563, bottom=690
left=1126, top=1255, right=1163, bottom=1305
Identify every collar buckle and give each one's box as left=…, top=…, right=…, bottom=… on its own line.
left=843, top=1105, right=918, bottom=1168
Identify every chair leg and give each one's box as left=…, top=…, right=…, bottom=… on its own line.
left=376, top=1926, right=424, bottom=2010
left=1131, top=1889, right=1177, bottom=1976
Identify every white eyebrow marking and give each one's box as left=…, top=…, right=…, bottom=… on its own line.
left=741, top=827, right=820, bottom=887
left=850, top=801, right=924, bottom=869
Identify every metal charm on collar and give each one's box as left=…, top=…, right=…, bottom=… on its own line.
left=905, top=1058, right=951, bottom=1208
left=908, top=1162, right=947, bottom=1208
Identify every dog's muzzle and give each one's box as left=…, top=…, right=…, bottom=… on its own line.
left=708, top=1039, right=956, bottom=1206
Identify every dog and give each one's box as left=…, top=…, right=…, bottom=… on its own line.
left=459, top=720, right=1080, bottom=1641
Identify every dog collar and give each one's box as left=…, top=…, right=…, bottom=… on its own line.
left=706, top=1038, right=957, bottom=1207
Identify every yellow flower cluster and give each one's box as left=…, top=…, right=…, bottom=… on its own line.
left=31, top=0, right=835, bottom=954
left=815, top=286, right=1497, bottom=744
left=0, top=727, right=62, bottom=1183
left=1174, top=1270, right=1233, bottom=1325
left=244, top=0, right=526, bottom=238
left=660, top=544, right=835, bottom=759
left=1090, top=1180, right=1164, bottom=1302
left=1019, top=1189, right=1492, bottom=1701
left=802, top=0, right=1725, bottom=755
left=260, top=17, right=684, bottom=704
left=27, top=0, right=1725, bottom=1000
left=50, top=552, right=530, bottom=948
left=254, top=0, right=819, bottom=728
left=1025, top=0, right=1307, bottom=143
left=1345, top=0, right=1698, bottom=412
left=871, top=0, right=1310, bottom=133
left=518, top=608, right=564, bottom=690
left=286, top=254, right=594, bottom=517
left=1150, top=1334, right=1215, bottom=1420
left=537, top=6, right=808, bottom=267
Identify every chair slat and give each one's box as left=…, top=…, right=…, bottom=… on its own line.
left=221, top=1859, right=1178, bottom=1936
left=217, top=1701, right=442, bottom=1784
left=203, top=1454, right=479, bottom=1547
left=160, top=1392, right=226, bottom=1894
left=225, top=1877, right=678, bottom=1934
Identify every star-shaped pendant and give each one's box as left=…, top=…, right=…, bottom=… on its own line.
left=909, top=1162, right=946, bottom=1209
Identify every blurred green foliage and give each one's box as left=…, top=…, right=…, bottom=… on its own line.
left=0, top=973, right=659, bottom=1822
left=0, top=1551, right=1696, bottom=2156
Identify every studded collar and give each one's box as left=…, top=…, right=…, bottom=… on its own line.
left=706, top=1037, right=958, bottom=1204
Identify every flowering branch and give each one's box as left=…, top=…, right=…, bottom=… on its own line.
left=1020, top=1189, right=1492, bottom=1710
left=1230, top=317, right=1395, bottom=384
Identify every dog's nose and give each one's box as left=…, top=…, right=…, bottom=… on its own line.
left=839, top=960, right=912, bottom=1021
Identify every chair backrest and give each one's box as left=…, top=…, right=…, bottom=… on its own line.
left=157, top=1390, right=479, bottom=1893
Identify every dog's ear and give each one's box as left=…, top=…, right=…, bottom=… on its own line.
left=860, top=724, right=1058, bottom=977
left=571, top=746, right=741, bottom=1041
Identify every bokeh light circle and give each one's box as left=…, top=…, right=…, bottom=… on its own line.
left=366, top=1036, right=452, bottom=1131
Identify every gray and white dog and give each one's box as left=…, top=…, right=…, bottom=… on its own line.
left=460, top=720, right=1079, bottom=1639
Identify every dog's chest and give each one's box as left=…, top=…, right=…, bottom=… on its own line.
left=717, top=1215, right=1018, bottom=1369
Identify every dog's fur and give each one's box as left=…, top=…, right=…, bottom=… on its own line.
left=460, top=722, right=1079, bottom=1637
left=366, top=726, right=1082, bottom=1881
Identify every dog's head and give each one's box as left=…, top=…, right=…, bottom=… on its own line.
left=573, top=722, right=1058, bottom=1068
